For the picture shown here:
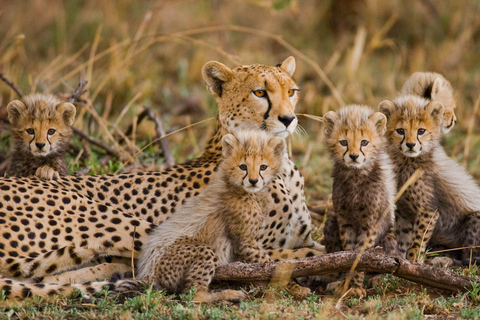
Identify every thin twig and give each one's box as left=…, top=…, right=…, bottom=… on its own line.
left=72, top=127, right=119, bottom=157
left=68, top=80, right=89, bottom=103
left=0, top=73, right=24, bottom=97
left=114, top=117, right=215, bottom=174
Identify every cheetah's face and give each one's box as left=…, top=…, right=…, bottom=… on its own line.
left=323, top=105, right=387, bottom=169
left=379, top=96, right=444, bottom=158
left=202, top=57, right=299, bottom=138
left=7, top=98, right=76, bottom=157
left=221, top=132, right=285, bottom=193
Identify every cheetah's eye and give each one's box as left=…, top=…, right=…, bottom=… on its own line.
left=288, top=89, right=296, bottom=97
left=253, top=90, right=266, bottom=97
left=26, top=128, right=35, bottom=135
left=361, top=140, right=369, bottom=146
left=417, top=128, right=426, bottom=135
left=239, top=164, right=247, bottom=171
left=260, top=164, right=268, bottom=171
left=339, top=140, right=348, bottom=147
left=396, top=128, right=405, bottom=135
left=47, top=129, right=56, bottom=135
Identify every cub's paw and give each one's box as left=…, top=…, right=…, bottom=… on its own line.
left=286, top=281, right=311, bottom=299
left=326, top=280, right=366, bottom=298
left=427, top=256, right=454, bottom=269
left=35, top=165, right=60, bottom=180
left=193, top=289, right=246, bottom=303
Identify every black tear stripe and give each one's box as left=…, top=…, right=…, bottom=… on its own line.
left=360, top=145, right=365, bottom=158
left=416, top=134, right=422, bottom=151
left=259, top=170, right=264, bottom=181
left=423, top=83, right=433, bottom=99
left=46, top=134, right=52, bottom=148
left=29, top=134, right=35, bottom=152
left=342, top=145, right=349, bottom=159
left=399, top=135, right=405, bottom=151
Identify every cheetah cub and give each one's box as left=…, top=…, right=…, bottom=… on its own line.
left=401, top=72, right=457, bottom=133
left=322, top=105, right=397, bottom=297
left=379, top=96, right=480, bottom=265
left=6, top=93, right=76, bottom=180
left=116, top=131, right=310, bottom=303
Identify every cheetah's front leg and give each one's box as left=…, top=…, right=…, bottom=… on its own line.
left=407, top=210, right=439, bottom=262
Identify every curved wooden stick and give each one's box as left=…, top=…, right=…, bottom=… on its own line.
left=213, top=248, right=476, bottom=292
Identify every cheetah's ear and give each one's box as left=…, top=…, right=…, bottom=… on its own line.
left=426, top=100, right=445, bottom=126
left=322, top=111, right=338, bottom=136
left=222, top=134, right=238, bottom=158
left=267, top=136, right=286, bottom=157
left=6, top=100, right=26, bottom=124
left=56, top=102, right=76, bottom=127
left=202, top=61, right=233, bottom=98
left=279, top=56, right=296, bottom=77
left=378, top=100, right=396, bottom=119
left=369, top=112, right=387, bottom=136
left=430, top=77, right=443, bottom=100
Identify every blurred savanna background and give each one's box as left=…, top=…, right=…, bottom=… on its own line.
left=1, top=0, right=480, bottom=318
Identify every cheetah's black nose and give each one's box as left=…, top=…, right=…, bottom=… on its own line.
left=278, top=115, right=295, bottom=128
left=406, top=142, right=416, bottom=150
left=249, top=179, right=258, bottom=186
left=36, top=143, right=46, bottom=149
left=349, top=154, right=359, bottom=161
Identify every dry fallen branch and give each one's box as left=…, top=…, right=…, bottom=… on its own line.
left=213, top=248, right=477, bottom=293
left=0, top=73, right=24, bottom=98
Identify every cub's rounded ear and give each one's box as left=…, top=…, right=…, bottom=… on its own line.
left=279, top=56, right=296, bottom=77
left=267, top=136, right=286, bottom=157
left=56, top=102, right=76, bottom=127
left=426, top=100, right=445, bottom=126
left=378, top=100, right=396, bottom=119
left=323, top=111, right=338, bottom=136
left=369, top=112, right=387, bottom=136
left=7, top=100, right=26, bottom=124
left=202, top=61, right=233, bottom=98
left=430, top=77, right=443, bottom=100
left=222, top=134, right=238, bottom=158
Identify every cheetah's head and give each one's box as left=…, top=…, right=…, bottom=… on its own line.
left=221, top=131, right=285, bottom=193
left=7, top=93, right=76, bottom=157
left=202, top=57, right=299, bottom=138
left=379, top=95, right=444, bottom=158
left=323, top=105, right=387, bottom=169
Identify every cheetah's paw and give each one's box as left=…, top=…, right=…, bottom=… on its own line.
left=35, top=165, right=60, bottom=180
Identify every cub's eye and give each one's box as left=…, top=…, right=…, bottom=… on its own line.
left=26, top=128, right=35, bottom=135
left=396, top=128, right=405, bottom=135
left=417, top=128, right=426, bottom=135
left=361, top=140, right=369, bottom=146
left=288, top=89, right=296, bottom=97
left=260, top=164, right=268, bottom=171
left=253, top=90, right=266, bottom=97
left=239, top=164, right=247, bottom=171
left=47, top=129, right=56, bottom=135
left=339, top=140, right=348, bottom=147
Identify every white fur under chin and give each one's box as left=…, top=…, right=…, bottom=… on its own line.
left=403, top=150, right=421, bottom=157
left=275, top=130, right=290, bottom=138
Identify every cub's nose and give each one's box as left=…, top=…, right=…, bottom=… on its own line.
left=35, top=143, right=46, bottom=149
left=278, top=115, right=295, bottom=128
left=349, top=154, right=359, bottom=161
left=249, top=178, right=258, bottom=186
left=406, top=142, right=416, bottom=150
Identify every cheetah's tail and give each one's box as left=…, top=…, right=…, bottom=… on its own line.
left=0, top=276, right=116, bottom=300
